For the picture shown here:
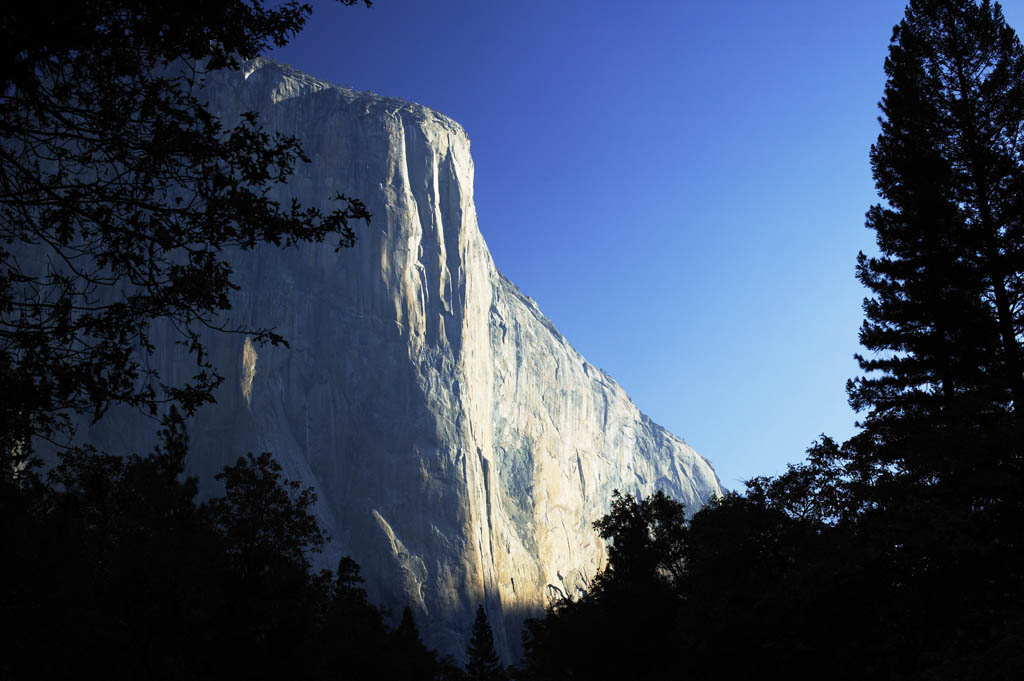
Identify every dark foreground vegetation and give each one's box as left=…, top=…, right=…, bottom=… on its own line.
left=3, top=0, right=1024, bottom=679
left=1, top=411, right=465, bottom=679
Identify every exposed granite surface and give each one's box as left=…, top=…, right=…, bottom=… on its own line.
left=83, top=59, right=721, bottom=661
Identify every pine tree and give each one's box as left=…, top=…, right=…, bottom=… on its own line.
left=739, top=2, right=1024, bottom=671
left=847, top=0, right=1024, bottom=518
left=825, top=1, right=1024, bottom=668
left=394, top=606, right=424, bottom=650
left=465, top=605, right=503, bottom=681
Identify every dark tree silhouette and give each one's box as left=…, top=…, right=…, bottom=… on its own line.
left=764, top=3, right=1024, bottom=668
left=2, top=409, right=219, bottom=678
left=1, top=409, right=463, bottom=680
left=522, top=492, right=679, bottom=681
left=844, top=1, right=1024, bottom=671
left=466, top=605, right=504, bottom=681
left=391, top=606, right=453, bottom=681
left=207, top=451, right=326, bottom=583
left=708, top=2, right=1024, bottom=675
left=0, top=0, right=372, bottom=456
left=521, top=490, right=881, bottom=680
left=840, top=0, right=1024, bottom=523
left=592, top=489, right=688, bottom=589
left=202, top=451, right=328, bottom=678
left=395, top=606, right=425, bottom=650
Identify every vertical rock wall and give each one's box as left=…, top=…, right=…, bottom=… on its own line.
left=83, top=59, right=721, bottom=661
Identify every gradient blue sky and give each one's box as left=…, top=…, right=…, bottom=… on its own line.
left=271, top=1, right=1024, bottom=491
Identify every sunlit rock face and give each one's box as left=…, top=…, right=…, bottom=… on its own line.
left=85, top=59, right=721, bottom=661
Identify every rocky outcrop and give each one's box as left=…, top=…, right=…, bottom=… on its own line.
left=83, top=59, right=721, bottom=661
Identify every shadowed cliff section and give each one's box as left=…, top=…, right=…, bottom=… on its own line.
left=79, top=58, right=721, bottom=660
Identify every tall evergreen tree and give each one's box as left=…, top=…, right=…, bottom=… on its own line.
left=846, top=0, right=1024, bottom=521
left=773, top=1, right=1024, bottom=671
left=466, top=605, right=503, bottom=681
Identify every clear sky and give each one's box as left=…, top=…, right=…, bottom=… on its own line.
left=271, top=1, right=1024, bottom=491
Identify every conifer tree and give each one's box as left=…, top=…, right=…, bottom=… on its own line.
left=465, top=605, right=503, bottom=681
left=731, top=2, right=1024, bottom=671
left=846, top=0, right=1024, bottom=519
left=798, top=1, right=1024, bottom=668
left=394, top=606, right=424, bottom=649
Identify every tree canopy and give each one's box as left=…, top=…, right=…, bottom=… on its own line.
left=1, top=415, right=464, bottom=680
left=845, top=0, right=1024, bottom=515
left=466, top=605, right=504, bottom=681
left=0, top=0, right=371, bottom=457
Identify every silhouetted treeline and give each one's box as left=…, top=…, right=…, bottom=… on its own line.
left=519, top=481, right=1022, bottom=680
left=519, top=1, right=1024, bottom=679
left=0, top=411, right=462, bottom=680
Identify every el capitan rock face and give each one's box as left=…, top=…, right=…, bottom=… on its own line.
left=85, top=59, right=722, bottom=660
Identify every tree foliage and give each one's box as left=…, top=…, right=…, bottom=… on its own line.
left=846, top=0, right=1024, bottom=516
left=592, top=489, right=688, bottom=589
left=466, top=605, right=504, bottom=681
left=0, top=0, right=372, bottom=455
left=0, top=410, right=460, bottom=680
left=521, top=491, right=688, bottom=680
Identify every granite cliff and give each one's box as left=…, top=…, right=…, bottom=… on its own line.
left=83, top=59, right=722, bottom=661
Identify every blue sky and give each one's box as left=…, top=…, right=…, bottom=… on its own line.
left=272, top=1, right=1024, bottom=491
